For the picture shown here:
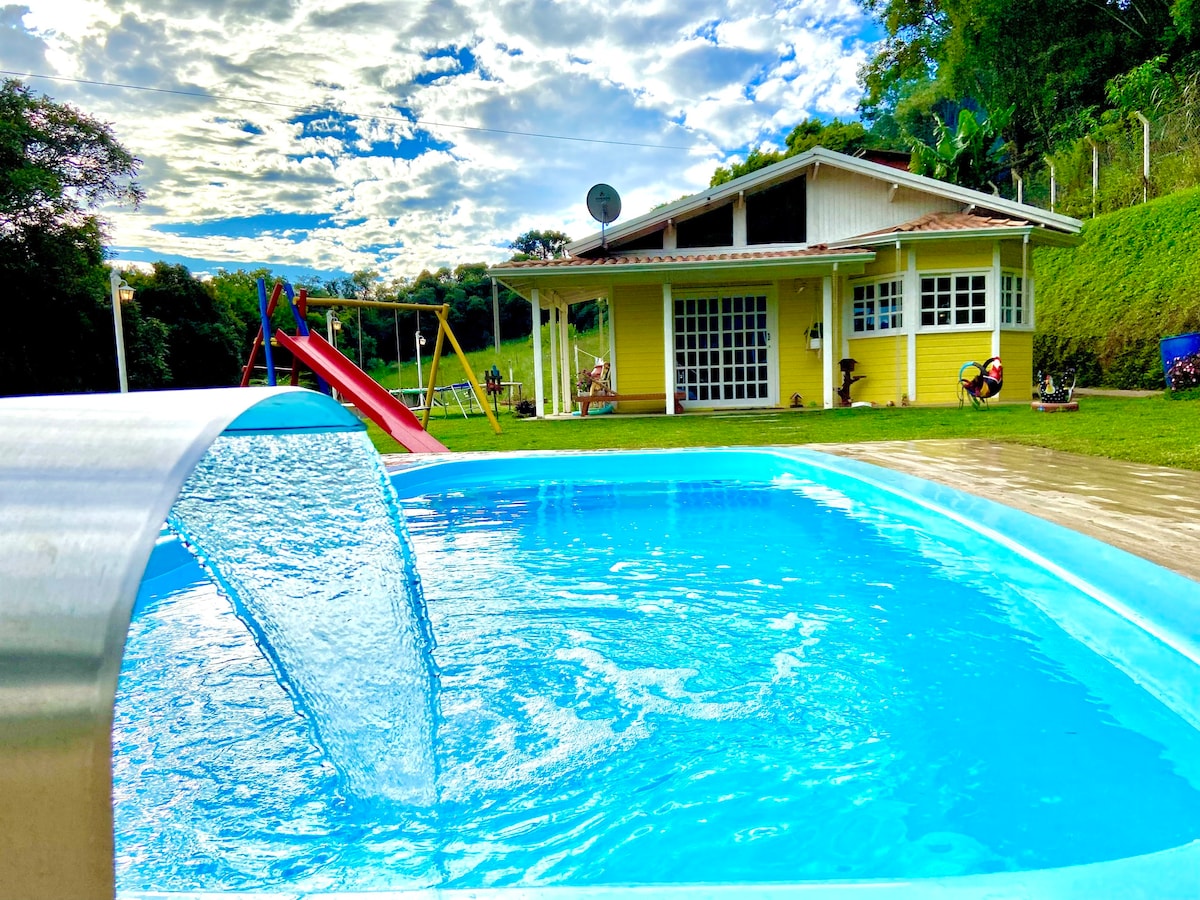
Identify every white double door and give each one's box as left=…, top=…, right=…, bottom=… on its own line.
left=673, top=290, right=777, bottom=407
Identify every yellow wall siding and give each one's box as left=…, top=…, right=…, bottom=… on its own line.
left=777, top=278, right=824, bottom=405
left=915, top=332, right=993, bottom=403
left=611, top=285, right=666, bottom=412
left=846, top=336, right=907, bottom=404
left=915, top=242, right=994, bottom=272
left=859, top=252, right=907, bottom=280
left=999, top=331, right=1034, bottom=401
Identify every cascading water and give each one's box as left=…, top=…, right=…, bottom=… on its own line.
left=166, top=429, right=437, bottom=805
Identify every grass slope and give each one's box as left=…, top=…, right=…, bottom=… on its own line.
left=367, top=394, right=1200, bottom=472
left=1036, top=187, right=1200, bottom=388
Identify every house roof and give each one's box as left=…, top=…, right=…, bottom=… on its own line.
left=566, top=146, right=1082, bottom=255
left=827, top=210, right=1080, bottom=249
left=491, top=245, right=870, bottom=272
left=488, top=245, right=876, bottom=306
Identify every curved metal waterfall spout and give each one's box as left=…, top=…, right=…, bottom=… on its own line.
left=0, top=388, right=363, bottom=900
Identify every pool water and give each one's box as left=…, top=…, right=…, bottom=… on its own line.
left=114, top=449, right=1200, bottom=894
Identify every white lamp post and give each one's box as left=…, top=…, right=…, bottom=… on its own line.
left=325, top=311, right=343, bottom=401
left=415, top=331, right=427, bottom=388
left=325, top=310, right=342, bottom=346
left=109, top=272, right=135, bottom=393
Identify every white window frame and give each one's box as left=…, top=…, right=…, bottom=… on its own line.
left=918, top=270, right=989, bottom=330
left=850, top=278, right=903, bottom=336
left=672, top=287, right=777, bottom=408
left=1000, top=270, right=1030, bottom=328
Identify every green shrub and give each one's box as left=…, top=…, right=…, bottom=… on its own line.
left=1035, top=187, right=1200, bottom=388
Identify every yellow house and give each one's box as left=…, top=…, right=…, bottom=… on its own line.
left=489, top=147, right=1082, bottom=416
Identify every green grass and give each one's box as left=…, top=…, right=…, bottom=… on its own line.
left=367, top=393, right=1200, bottom=472
left=354, top=318, right=1200, bottom=471
left=366, top=329, right=602, bottom=398
left=1036, top=186, right=1200, bottom=388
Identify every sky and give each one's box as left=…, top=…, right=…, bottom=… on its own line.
left=3, top=0, right=879, bottom=282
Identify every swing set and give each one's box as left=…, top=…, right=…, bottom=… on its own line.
left=241, top=280, right=501, bottom=450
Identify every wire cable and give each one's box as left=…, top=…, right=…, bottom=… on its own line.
left=0, top=70, right=695, bottom=151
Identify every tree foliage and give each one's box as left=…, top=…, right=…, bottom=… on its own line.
left=0, top=79, right=142, bottom=238
left=909, top=105, right=1012, bottom=190
left=709, top=118, right=884, bottom=186
left=509, top=229, right=570, bottom=260
left=856, top=0, right=1200, bottom=168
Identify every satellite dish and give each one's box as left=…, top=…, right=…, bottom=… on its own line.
left=586, top=184, right=621, bottom=224
left=586, top=184, right=621, bottom=251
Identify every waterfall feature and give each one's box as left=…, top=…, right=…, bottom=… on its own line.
left=167, top=429, right=437, bottom=805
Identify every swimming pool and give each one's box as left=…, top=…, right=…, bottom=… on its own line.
left=116, top=446, right=1200, bottom=898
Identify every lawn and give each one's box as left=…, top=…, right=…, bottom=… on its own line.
left=366, top=393, right=1200, bottom=472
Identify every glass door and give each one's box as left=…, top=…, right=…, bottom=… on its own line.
left=673, top=291, right=775, bottom=407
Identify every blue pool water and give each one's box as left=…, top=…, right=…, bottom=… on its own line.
left=115, top=446, right=1200, bottom=896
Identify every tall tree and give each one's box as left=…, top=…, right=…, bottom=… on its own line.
left=710, top=117, right=887, bottom=186
left=856, top=0, right=1189, bottom=166
left=509, top=229, right=570, bottom=260
left=126, top=263, right=243, bottom=388
left=0, top=79, right=142, bottom=238
left=0, top=79, right=144, bottom=396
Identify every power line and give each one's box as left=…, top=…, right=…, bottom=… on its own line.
left=1, top=70, right=695, bottom=152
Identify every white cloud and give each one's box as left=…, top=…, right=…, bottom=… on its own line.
left=12, top=0, right=873, bottom=278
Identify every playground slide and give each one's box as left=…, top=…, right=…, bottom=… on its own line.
left=275, top=330, right=448, bottom=453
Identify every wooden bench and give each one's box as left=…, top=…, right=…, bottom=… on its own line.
left=572, top=391, right=686, bottom=416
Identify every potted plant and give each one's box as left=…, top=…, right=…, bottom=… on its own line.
left=808, top=322, right=823, bottom=351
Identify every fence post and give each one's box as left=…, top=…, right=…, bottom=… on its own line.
left=1088, top=138, right=1099, bottom=217
left=1135, top=111, right=1151, bottom=203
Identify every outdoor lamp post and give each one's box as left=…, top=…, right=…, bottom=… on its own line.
left=109, top=272, right=135, bottom=393
left=415, top=331, right=427, bottom=388
left=326, top=310, right=342, bottom=347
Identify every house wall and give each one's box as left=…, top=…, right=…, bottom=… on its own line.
left=914, top=241, right=993, bottom=272
left=776, top=278, right=824, bottom=405
left=916, top=331, right=993, bottom=403
left=846, top=335, right=907, bottom=405
left=611, top=284, right=667, bottom=412
left=1000, top=331, right=1034, bottom=400
left=807, top=166, right=960, bottom=245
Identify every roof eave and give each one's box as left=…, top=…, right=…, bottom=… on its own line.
left=487, top=250, right=877, bottom=281
left=828, top=225, right=1080, bottom=249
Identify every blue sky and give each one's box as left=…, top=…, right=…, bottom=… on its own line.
left=4, top=0, right=879, bottom=282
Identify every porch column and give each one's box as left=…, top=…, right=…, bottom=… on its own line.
left=905, top=246, right=918, bottom=403
left=531, top=288, right=545, bottom=418
left=662, top=282, right=675, bottom=415
left=560, top=303, right=572, bottom=414
left=822, top=275, right=834, bottom=408
left=549, top=304, right=560, bottom=415
left=606, top=292, right=617, bottom=389
left=991, top=241, right=1002, bottom=358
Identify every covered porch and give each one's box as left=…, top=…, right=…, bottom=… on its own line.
left=489, top=248, right=876, bottom=419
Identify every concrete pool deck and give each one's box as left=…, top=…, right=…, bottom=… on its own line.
left=387, top=440, right=1200, bottom=584
left=821, top=440, right=1200, bottom=584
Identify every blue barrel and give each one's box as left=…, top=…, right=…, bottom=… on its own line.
left=1160, top=332, right=1200, bottom=387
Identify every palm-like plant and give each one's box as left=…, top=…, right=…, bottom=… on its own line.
left=908, top=106, right=1013, bottom=192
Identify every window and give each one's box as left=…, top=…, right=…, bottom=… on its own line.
left=1000, top=272, right=1027, bottom=325
left=852, top=279, right=903, bottom=333
left=676, top=205, right=733, bottom=248
left=674, top=293, right=770, bottom=402
left=920, top=274, right=987, bottom=327
left=746, top=176, right=806, bottom=244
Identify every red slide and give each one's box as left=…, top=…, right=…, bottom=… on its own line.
left=275, top=329, right=448, bottom=453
